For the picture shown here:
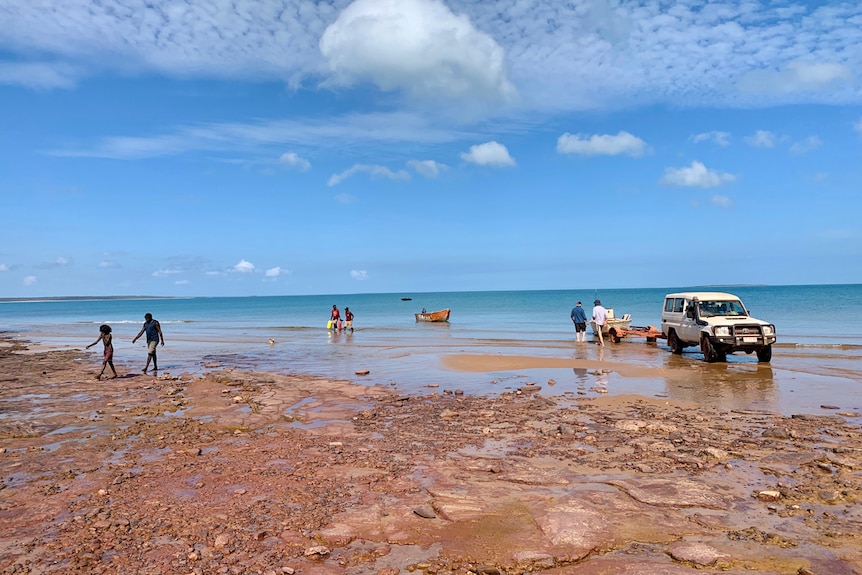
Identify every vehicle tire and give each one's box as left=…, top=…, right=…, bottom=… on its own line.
left=701, top=336, right=721, bottom=363
left=668, top=331, right=683, bottom=354
left=756, top=345, right=772, bottom=363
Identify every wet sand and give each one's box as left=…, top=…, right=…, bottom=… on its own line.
left=2, top=336, right=862, bottom=575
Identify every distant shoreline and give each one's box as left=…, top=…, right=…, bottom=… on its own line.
left=0, top=296, right=181, bottom=303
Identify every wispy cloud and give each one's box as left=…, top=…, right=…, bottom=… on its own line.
left=328, top=164, right=410, bottom=187
left=692, top=131, right=731, bottom=147
left=350, top=270, right=368, bottom=280
left=408, top=159, right=447, bottom=178
left=152, top=268, right=183, bottom=277
left=790, top=136, right=823, bottom=155
left=461, top=141, right=515, bottom=167
left=23, top=275, right=36, bottom=286
left=36, top=256, right=71, bottom=269
left=710, top=195, right=734, bottom=208
left=745, top=130, right=777, bottom=148
left=557, top=131, right=647, bottom=157
left=660, top=161, right=736, bottom=189
left=0, top=263, right=8, bottom=272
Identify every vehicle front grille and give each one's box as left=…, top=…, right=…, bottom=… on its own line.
left=732, top=325, right=762, bottom=336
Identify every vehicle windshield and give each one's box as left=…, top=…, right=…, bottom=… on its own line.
left=697, top=300, right=747, bottom=317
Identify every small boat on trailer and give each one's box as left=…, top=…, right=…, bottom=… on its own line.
left=415, top=308, right=450, bottom=322
left=590, top=309, right=631, bottom=336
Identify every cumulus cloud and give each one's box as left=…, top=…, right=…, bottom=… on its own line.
left=692, top=131, right=731, bottom=147
left=660, top=161, right=736, bottom=188
left=461, top=141, right=515, bottom=167
left=790, top=136, right=823, bottom=155
left=350, top=270, right=368, bottom=280
left=745, top=130, right=776, bottom=148
left=408, top=159, right=447, bottom=178
left=23, top=275, right=36, bottom=286
left=328, top=164, right=410, bottom=186
left=557, top=131, right=647, bottom=157
left=233, top=259, right=255, bottom=273
left=265, top=267, right=284, bottom=278
left=319, top=0, right=515, bottom=106
left=278, top=152, right=311, bottom=171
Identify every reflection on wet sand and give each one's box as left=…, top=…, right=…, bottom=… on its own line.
left=662, top=358, right=777, bottom=411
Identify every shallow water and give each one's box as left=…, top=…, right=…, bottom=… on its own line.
left=3, top=285, right=861, bottom=416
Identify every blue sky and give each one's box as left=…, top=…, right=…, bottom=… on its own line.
left=1, top=0, right=861, bottom=298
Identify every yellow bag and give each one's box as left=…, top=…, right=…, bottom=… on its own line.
left=327, top=320, right=333, bottom=329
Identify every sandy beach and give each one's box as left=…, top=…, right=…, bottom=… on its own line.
left=2, top=336, right=862, bottom=575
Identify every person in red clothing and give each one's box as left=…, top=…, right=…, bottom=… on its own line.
left=330, top=305, right=341, bottom=330
left=87, top=324, right=118, bottom=380
left=344, top=307, right=354, bottom=332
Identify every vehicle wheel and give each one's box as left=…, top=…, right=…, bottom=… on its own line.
left=701, top=336, right=721, bottom=363
left=668, top=331, right=683, bottom=354
left=756, top=345, right=772, bottom=363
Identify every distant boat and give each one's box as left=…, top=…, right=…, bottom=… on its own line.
left=415, top=308, right=450, bottom=322
left=400, top=297, right=412, bottom=301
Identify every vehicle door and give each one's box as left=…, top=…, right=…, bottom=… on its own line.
left=678, top=299, right=701, bottom=344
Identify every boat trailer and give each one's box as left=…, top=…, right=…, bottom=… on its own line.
left=606, top=325, right=665, bottom=344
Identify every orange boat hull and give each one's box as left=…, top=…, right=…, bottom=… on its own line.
left=415, top=309, right=450, bottom=322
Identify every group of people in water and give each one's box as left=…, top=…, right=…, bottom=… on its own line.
left=570, top=299, right=608, bottom=345
left=329, top=304, right=355, bottom=332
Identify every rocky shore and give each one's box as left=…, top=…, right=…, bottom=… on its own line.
left=1, top=338, right=861, bottom=575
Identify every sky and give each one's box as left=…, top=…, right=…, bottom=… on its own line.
left=1, top=0, right=861, bottom=298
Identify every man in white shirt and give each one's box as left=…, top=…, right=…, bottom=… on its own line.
left=592, top=299, right=608, bottom=346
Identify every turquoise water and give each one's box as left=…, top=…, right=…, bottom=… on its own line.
left=2, top=284, right=861, bottom=415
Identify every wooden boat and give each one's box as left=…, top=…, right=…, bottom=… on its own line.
left=400, top=297, right=412, bottom=301
left=590, top=309, right=631, bottom=335
left=415, top=308, right=450, bottom=322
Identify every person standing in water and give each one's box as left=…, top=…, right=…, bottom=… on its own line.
left=344, top=307, right=354, bottom=332
left=592, top=299, right=607, bottom=346
left=86, top=324, right=118, bottom=380
left=132, top=313, right=164, bottom=373
left=570, top=301, right=588, bottom=343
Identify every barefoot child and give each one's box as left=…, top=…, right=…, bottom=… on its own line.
left=87, top=324, right=118, bottom=380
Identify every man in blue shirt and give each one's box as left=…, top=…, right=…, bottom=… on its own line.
left=132, top=313, right=164, bottom=373
left=570, top=301, right=588, bottom=343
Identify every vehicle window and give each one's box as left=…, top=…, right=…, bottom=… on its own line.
left=664, top=299, right=674, bottom=312
left=700, top=300, right=747, bottom=317
left=673, top=298, right=685, bottom=312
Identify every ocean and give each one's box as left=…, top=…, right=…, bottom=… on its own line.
left=2, top=284, right=861, bottom=415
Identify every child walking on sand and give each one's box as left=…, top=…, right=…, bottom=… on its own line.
left=87, top=324, right=118, bottom=380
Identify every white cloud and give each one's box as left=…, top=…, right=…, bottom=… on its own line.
left=854, top=118, right=862, bottom=136
left=789, top=136, right=823, bottom=155
left=233, top=259, right=255, bottom=273
left=710, top=195, right=734, bottom=208
left=265, top=267, right=283, bottom=278
left=660, top=161, right=736, bottom=189
left=319, top=0, right=515, bottom=106
left=350, top=270, right=368, bottom=280
left=152, top=268, right=182, bottom=277
left=175, top=279, right=190, bottom=285
left=335, top=193, right=358, bottom=204
left=278, top=152, right=311, bottom=171
left=557, top=131, right=647, bottom=157
left=2, top=1, right=861, bottom=113
left=408, top=159, right=447, bottom=178
left=461, top=141, right=515, bottom=167
left=23, top=275, right=36, bottom=286
left=328, top=164, right=410, bottom=187
left=0, top=263, right=8, bottom=272
left=739, top=61, right=852, bottom=94
left=99, top=260, right=118, bottom=268
left=745, top=130, right=776, bottom=148
left=692, top=131, right=731, bottom=147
